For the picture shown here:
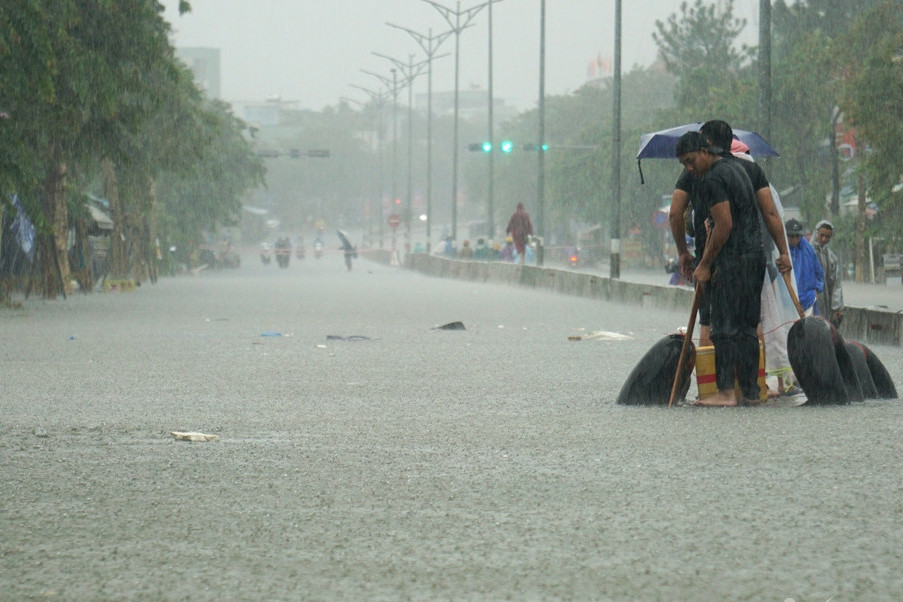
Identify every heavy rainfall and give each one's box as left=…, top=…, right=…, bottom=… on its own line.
left=1, top=1, right=902, bottom=600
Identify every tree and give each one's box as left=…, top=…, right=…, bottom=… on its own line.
left=654, top=0, right=751, bottom=77
left=835, top=2, right=903, bottom=279
left=0, top=1, right=179, bottom=297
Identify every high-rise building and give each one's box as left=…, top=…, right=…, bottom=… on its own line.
left=175, top=47, right=221, bottom=99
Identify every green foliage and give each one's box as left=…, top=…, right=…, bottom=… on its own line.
left=836, top=1, right=903, bottom=233
left=156, top=98, right=264, bottom=254
left=0, top=0, right=263, bottom=284
left=767, top=29, right=836, bottom=221
left=653, top=0, right=754, bottom=79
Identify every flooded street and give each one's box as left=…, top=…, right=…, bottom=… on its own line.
left=3, top=256, right=902, bottom=600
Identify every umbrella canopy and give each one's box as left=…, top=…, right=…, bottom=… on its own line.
left=636, top=122, right=779, bottom=184
left=336, top=229, right=354, bottom=251
left=636, top=122, right=779, bottom=160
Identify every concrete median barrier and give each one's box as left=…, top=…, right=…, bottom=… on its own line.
left=361, top=250, right=903, bottom=346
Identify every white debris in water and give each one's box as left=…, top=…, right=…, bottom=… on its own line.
left=572, top=330, right=634, bottom=341
left=171, top=431, right=220, bottom=442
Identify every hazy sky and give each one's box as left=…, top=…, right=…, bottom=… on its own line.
left=161, top=1, right=760, bottom=112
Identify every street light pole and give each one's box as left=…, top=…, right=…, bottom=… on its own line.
left=361, top=68, right=407, bottom=250
left=386, top=24, right=453, bottom=253
left=346, top=87, right=389, bottom=248
left=758, top=0, right=772, bottom=165
left=422, top=0, right=496, bottom=244
left=609, top=0, right=622, bottom=279
left=537, top=0, right=546, bottom=266
left=487, top=0, right=504, bottom=242
left=372, top=51, right=430, bottom=253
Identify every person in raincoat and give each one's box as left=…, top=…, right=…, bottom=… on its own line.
left=812, top=220, right=844, bottom=328
left=505, top=203, right=533, bottom=265
left=786, top=218, right=823, bottom=316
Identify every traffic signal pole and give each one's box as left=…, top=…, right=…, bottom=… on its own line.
left=537, top=0, right=546, bottom=266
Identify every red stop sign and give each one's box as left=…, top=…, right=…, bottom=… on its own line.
left=387, top=214, right=401, bottom=229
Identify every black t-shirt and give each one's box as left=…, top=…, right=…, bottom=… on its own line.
left=725, top=154, right=769, bottom=192
left=725, top=154, right=775, bottom=255
left=675, top=168, right=708, bottom=252
left=699, top=158, right=763, bottom=258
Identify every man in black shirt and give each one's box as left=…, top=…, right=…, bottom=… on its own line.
left=699, top=120, right=791, bottom=275
left=675, top=131, right=766, bottom=406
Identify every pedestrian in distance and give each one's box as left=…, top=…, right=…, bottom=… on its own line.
left=499, top=236, right=515, bottom=262
left=812, top=220, right=844, bottom=328
left=786, top=218, right=823, bottom=316
left=473, top=238, right=489, bottom=261
left=675, top=131, right=766, bottom=407
left=506, top=202, right=533, bottom=265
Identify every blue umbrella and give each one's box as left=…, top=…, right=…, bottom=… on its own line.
left=636, top=122, right=779, bottom=183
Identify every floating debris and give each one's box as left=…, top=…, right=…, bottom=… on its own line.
left=171, top=431, right=220, bottom=442
left=432, top=321, right=465, bottom=331
left=570, top=330, right=634, bottom=341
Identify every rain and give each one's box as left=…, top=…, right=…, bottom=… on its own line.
left=2, top=1, right=903, bottom=599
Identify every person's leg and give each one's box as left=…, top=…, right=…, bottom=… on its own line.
left=698, top=287, right=712, bottom=346
left=735, top=252, right=766, bottom=402
left=515, top=242, right=526, bottom=264
left=695, top=264, right=739, bottom=406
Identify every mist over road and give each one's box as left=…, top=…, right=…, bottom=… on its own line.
left=3, top=256, right=901, bottom=600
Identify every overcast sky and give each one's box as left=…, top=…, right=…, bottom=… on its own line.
left=161, top=1, right=760, bottom=112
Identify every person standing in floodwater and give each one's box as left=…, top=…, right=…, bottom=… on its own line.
left=506, top=203, right=533, bottom=265
left=676, top=131, right=765, bottom=407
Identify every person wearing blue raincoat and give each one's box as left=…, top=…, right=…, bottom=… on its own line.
left=785, top=218, right=823, bottom=315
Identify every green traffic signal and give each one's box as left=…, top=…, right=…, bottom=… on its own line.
left=468, top=142, right=493, bottom=152
left=500, top=140, right=513, bottom=153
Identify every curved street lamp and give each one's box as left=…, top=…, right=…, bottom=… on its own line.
left=422, top=0, right=499, bottom=243
left=372, top=51, right=431, bottom=252
left=386, top=23, right=454, bottom=253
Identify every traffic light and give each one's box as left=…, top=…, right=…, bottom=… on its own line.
left=468, top=142, right=493, bottom=152
left=523, top=143, right=549, bottom=152
left=500, top=140, right=514, bottom=153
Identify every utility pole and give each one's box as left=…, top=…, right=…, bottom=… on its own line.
left=347, top=86, right=389, bottom=248
left=372, top=51, right=430, bottom=254
left=422, top=0, right=497, bottom=244
left=486, top=0, right=504, bottom=242
left=361, top=68, right=407, bottom=250
left=609, top=0, right=622, bottom=279
left=758, top=0, right=772, bottom=146
left=386, top=24, right=453, bottom=254
left=537, top=0, right=546, bottom=266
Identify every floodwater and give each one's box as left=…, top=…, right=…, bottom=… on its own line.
left=2, top=254, right=901, bottom=600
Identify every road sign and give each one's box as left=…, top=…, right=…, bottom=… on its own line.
left=388, top=214, right=401, bottom=229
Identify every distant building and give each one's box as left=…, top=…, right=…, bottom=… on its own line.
left=175, top=47, right=221, bottom=99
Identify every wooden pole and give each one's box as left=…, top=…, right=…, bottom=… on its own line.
left=668, top=283, right=703, bottom=408
left=782, top=271, right=805, bottom=319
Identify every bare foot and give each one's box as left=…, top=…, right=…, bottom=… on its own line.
left=694, top=392, right=738, bottom=407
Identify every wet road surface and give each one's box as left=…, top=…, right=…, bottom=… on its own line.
left=2, top=255, right=902, bottom=600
